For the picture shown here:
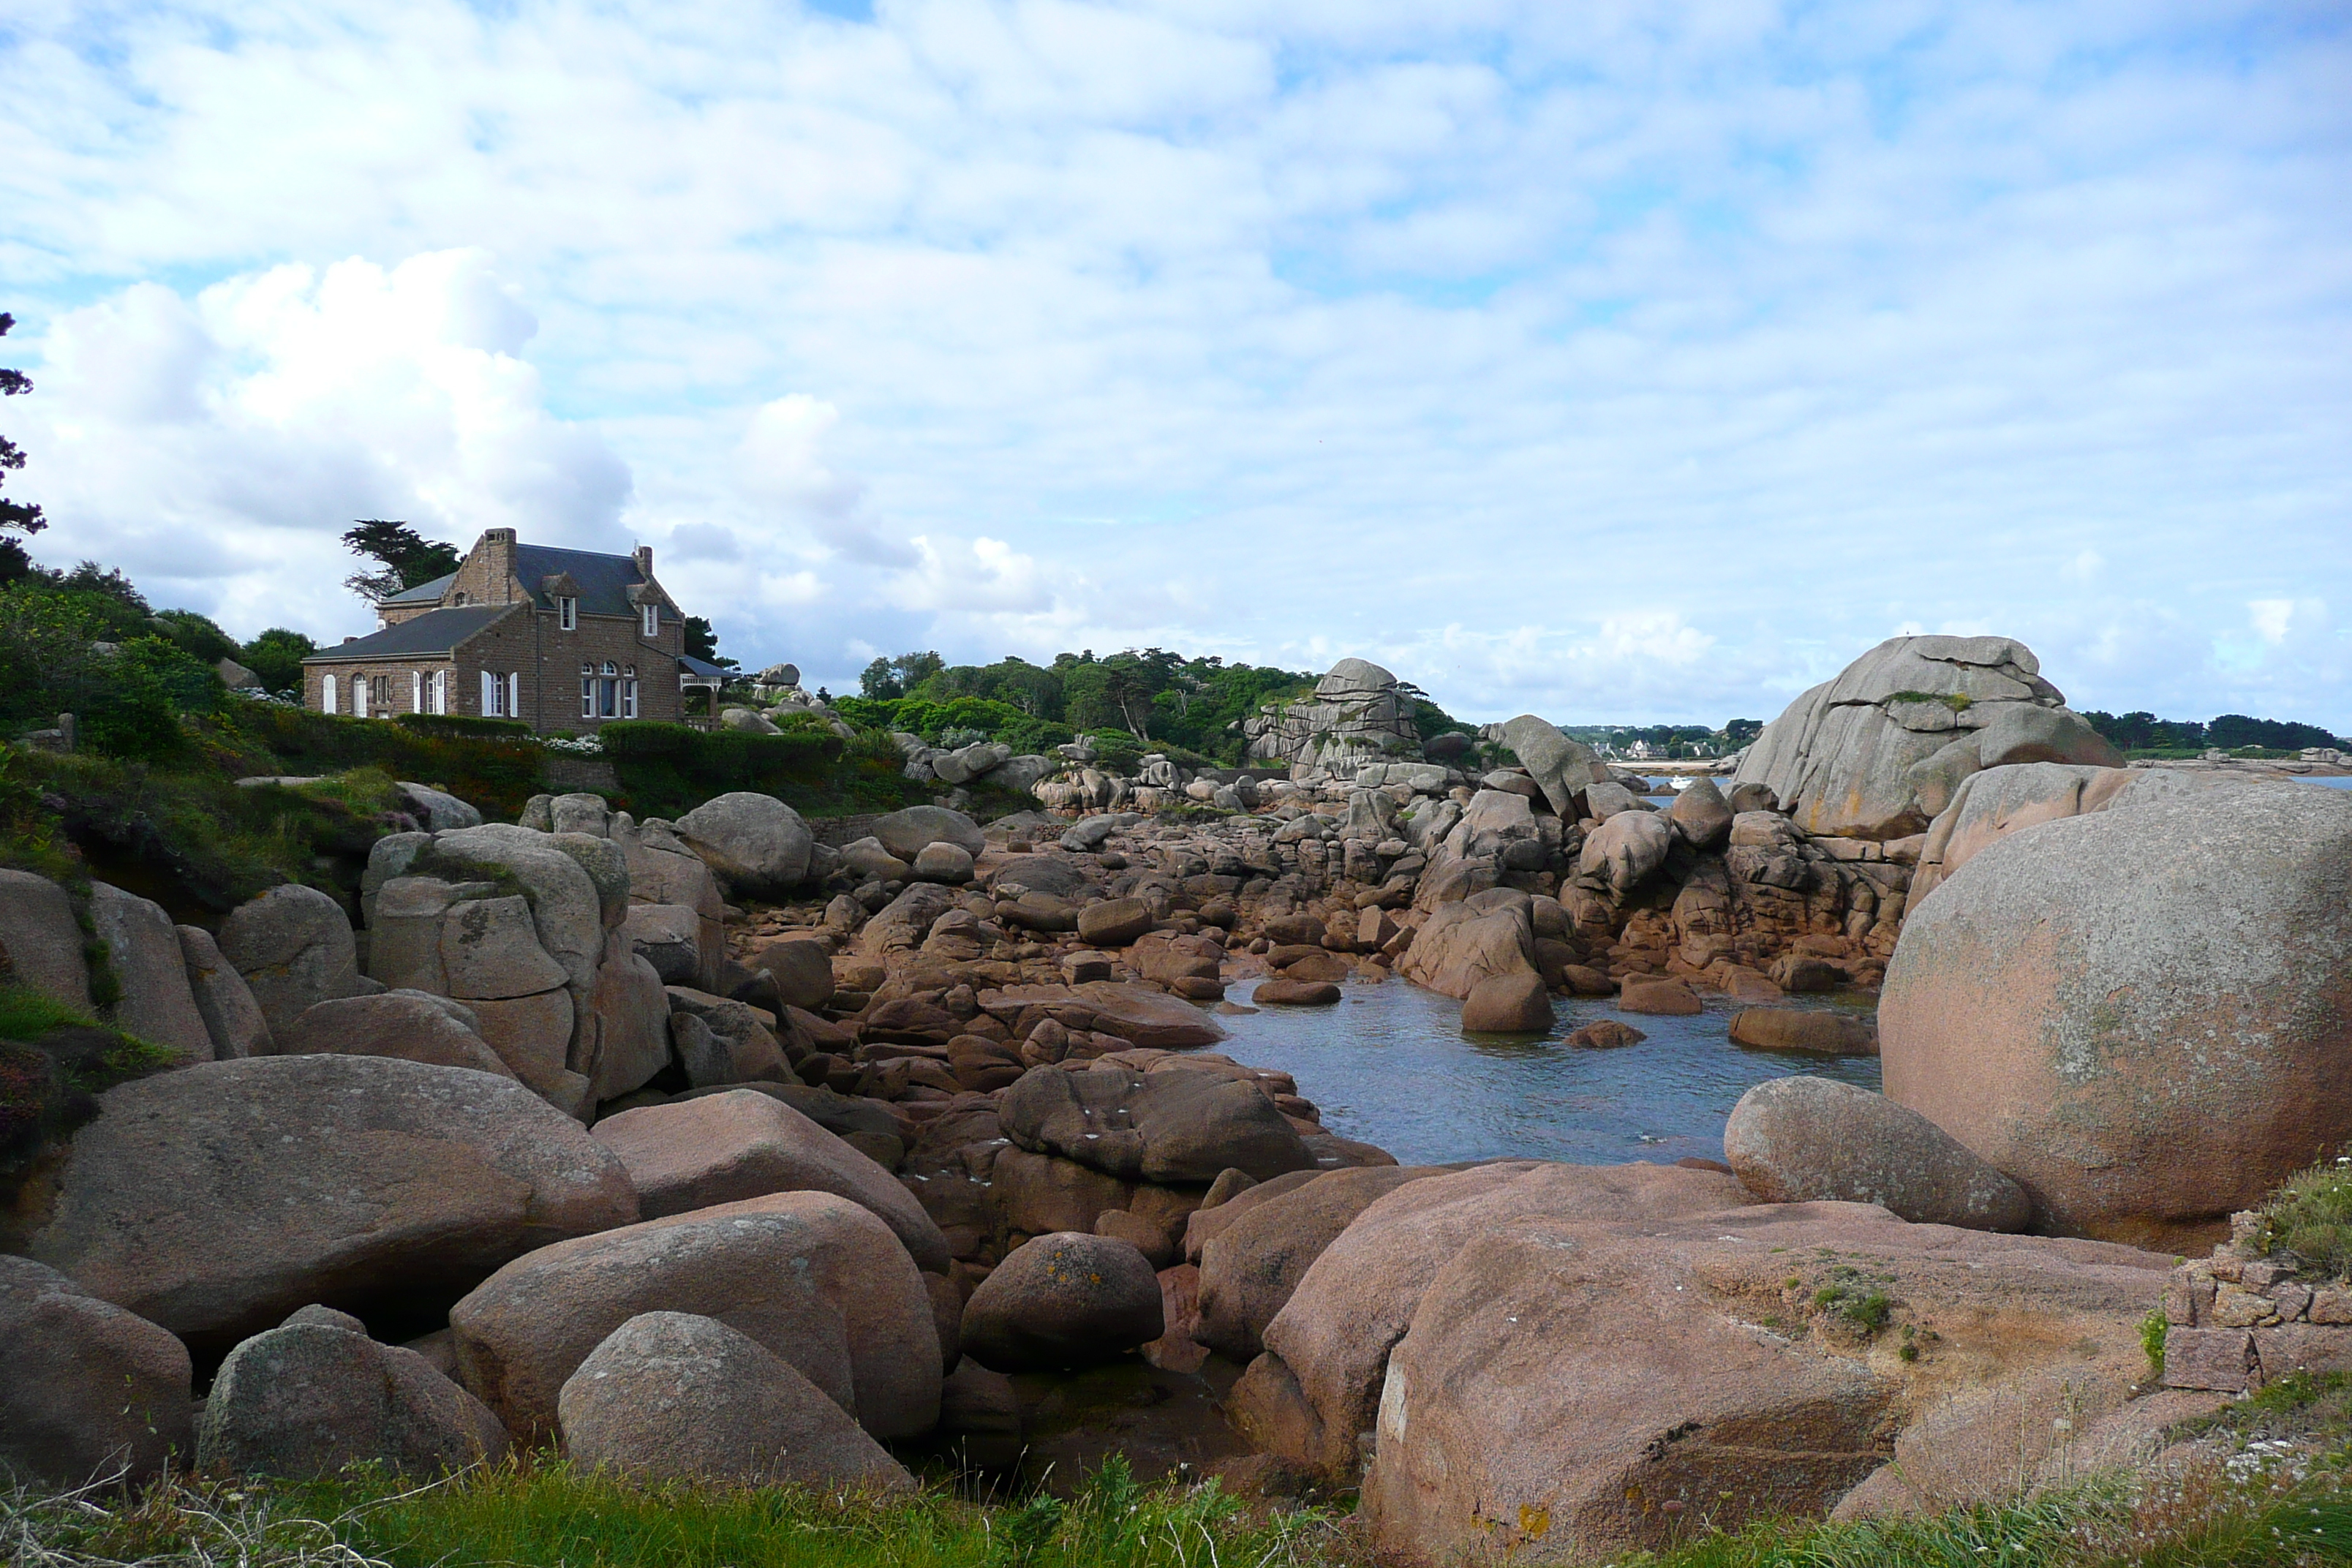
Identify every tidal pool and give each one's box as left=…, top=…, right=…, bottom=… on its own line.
left=1213, top=979, right=1881, bottom=1169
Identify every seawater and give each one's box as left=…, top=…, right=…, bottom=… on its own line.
left=1212, top=981, right=1880, bottom=1168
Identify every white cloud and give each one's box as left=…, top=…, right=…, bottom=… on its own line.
left=2250, top=598, right=2296, bottom=646
left=1, top=0, right=2345, bottom=728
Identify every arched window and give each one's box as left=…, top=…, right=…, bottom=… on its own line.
left=321, top=674, right=337, bottom=714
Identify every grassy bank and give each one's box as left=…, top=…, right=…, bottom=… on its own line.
left=8, top=1451, right=2352, bottom=1568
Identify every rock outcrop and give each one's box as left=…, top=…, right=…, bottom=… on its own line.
left=1243, top=659, right=1425, bottom=775
left=1733, top=636, right=2121, bottom=840
left=1, top=1255, right=193, bottom=1486
left=960, top=1232, right=1164, bottom=1371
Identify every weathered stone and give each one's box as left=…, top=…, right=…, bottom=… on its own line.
left=1194, top=1167, right=1436, bottom=1363
left=1240, top=1161, right=1749, bottom=1480
left=1000, top=1061, right=1313, bottom=1184
left=1578, top=810, right=1671, bottom=897
left=88, top=884, right=212, bottom=1060
left=961, top=1232, right=1164, bottom=1372
left=1070, top=981, right=1229, bottom=1049
left=1077, top=897, right=1153, bottom=947
left=451, top=1191, right=939, bottom=1442
left=0, top=870, right=93, bottom=1012
left=1883, top=779, right=2352, bottom=1245
left=1354, top=1196, right=2172, bottom=1563
left=558, top=1311, right=913, bottom=1490
left=1400, top=891, right=1536, bottom=999
left=176, top=924, right=272, bottom=1059
left=1733, top=636, right=2120, bottom=840
left=582, top=949, right=671, bottom=1102
left=217, top=886, right=372, bottom=1040
left=0, top=1254, right=192, bottom=1486
left=911, top=843, right=976, bottom=884
left=873, top=805, right=987, bottom=863
left=1495, top=716, right=1605, bottom=818
left=748, top=935, right=835, bottom=1011
left=25, top=1055, right=636, bottom=1353
left=592, top=1090, right=949, bottom=1271
left=1724, top=1076, right=2032, bottom=1231
left=197, top=1321, right=509, bottom=1479
left=2161, top=1327, right=2255, bottom=1392
left=1460, top=972, right=1553, bottom=1033
left=673, top=793, right=814, bottom=898
left=1619, top=979, right=1702, bottom=1015
left=1255, top=978, right=1341, bottom=1006
left=1728, top=1009, right=1879, bottom=1055
left=1667, top=777, right=1735, bottom=850
left=279, top=990, right=516, bottom=1079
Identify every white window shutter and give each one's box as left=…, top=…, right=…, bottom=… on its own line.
left=508, top=672, right=521, bottom=720
left=480, top=670, right=497, bottom=715
left=354, top=677, right=368, bottom=718
left=410, top=671, right=421, bottom=712
left=322, top=674, right=336, bottom=714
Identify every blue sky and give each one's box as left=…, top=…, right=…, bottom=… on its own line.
left=3, top=0, right=2348, bottom=728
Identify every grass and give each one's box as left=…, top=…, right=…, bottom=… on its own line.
left=13, top=1450, right=2352, bottom=1568
left=0, top=1456, right=1358, bottom=1568
left=2252, top=1158, right=2352, bottom=1281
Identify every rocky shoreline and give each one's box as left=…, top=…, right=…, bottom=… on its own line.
left=5, top=631, right=2351, bottom=1564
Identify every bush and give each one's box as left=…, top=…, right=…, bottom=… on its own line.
left=2253, top=1158, right=2352, bottom=1280
left=598, top=720, right=843, bottom=820
left=226, top=706, right=546, bottom=821
left=392, top=711, right=535, bottom=740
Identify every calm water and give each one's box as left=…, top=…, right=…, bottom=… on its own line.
left=1214, top=980, right=1881, bottom=1169
left=2299, top=776, right=2352, bottom=789
left=1255, top=772, right=2344, bottom=1168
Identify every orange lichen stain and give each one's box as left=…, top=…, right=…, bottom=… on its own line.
left=1517, top=1504, right=1550, bottom=1539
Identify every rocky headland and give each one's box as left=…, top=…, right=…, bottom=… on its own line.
left=4, top=631, right=2349, bottom=1564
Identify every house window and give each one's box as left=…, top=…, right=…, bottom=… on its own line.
left=622, top=664, right=638, bottom=718
left=432, top=670, right=449, bottom=714
left=353, top=675, right=370, bottom=718
left=321, top=674, right=337, bottom=715
left=482, top=670, right=517, bottom=717
left=410, top=671, right=422, bottom=712
left=641, top=603, right=659, bottom=638
left=369, top=674, right=391, bottom=712
left=453, top=592, right=468, bottom=606
left=558, top=596, right=578, bottom=630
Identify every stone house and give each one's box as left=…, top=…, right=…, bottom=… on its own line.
left=301, top=529, right=689, bottom=733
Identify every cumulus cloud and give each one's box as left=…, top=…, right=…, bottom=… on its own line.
left=15, top=250, right=630, bottom=636
left=1, top=0, right=2346, bottom=726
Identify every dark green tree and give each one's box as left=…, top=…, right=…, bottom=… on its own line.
left=1, top=313, right=46, bottom=544
left=681, top=615, right=737, bottom=671
left=241, top=627, right=318, bottom=694
left=341, top=520, right=461, bottom=602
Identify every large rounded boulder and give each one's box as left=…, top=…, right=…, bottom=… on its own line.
left=1882, top=780, right=2352, bottom=1245
left=1723, top=1076, right=2031, bottom=1232
left=673, top=793, right=813, bottom=899
left=21, top=1055, right=636, bottom=1354
left=960, top=1232, right=1163, bottom=1372
left=1, top=1256, right=193, bottom=1486
left=197, top=1319, right=510, bottom=1480
left=558, top=1311, right=913, bottom=1491
left=872, top=805, right=987, bottom=864
left=449, top=1191, right=940, bottom=1442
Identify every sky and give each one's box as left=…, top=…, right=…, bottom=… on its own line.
left=2, top=0, right=2348, bottom=730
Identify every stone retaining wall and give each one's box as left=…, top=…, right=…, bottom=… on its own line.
left=2160, top=1239, right=2352, bottom=1392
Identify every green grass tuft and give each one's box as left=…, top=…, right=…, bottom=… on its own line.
left=2253, top=1159, right=2352, bottom=1281
left=2142, top=1308, right=2170, bottom=1378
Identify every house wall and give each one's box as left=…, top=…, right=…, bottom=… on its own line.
left=304, top=659, right=461, bottom=717
left=307, top=617, right=683, bottom=731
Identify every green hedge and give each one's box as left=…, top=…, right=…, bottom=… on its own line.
left=598, top=721, right=845, bottom=820
left=392, top=712, right=535, bottom=740
left=222, top=706, right=546, bottom=820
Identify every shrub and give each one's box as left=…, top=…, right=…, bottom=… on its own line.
left=391, top=711, right=535, bottom=740
left=2252, top=1158, right=2352, bottom=1280
left=598, top=720, right=843, bottom=820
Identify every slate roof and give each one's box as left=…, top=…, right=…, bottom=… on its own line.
left=679, top=654, right=729, bottom=679
left=381, top=570, right=459, bottom=606
left=303, top=605, right=514, bottom=663
left=515, top=544, right=657, bottom=617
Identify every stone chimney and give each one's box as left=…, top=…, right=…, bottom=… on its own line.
left=633, top=544, right=653, bottom=580
left=479, top=528, right=519, bottom=601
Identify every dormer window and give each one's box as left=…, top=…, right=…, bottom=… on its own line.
left=641, top=603, right=659, bottom=637
left=557, top=595, right=578, bottom=630
left=453, top=591, right=468, bottom=606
